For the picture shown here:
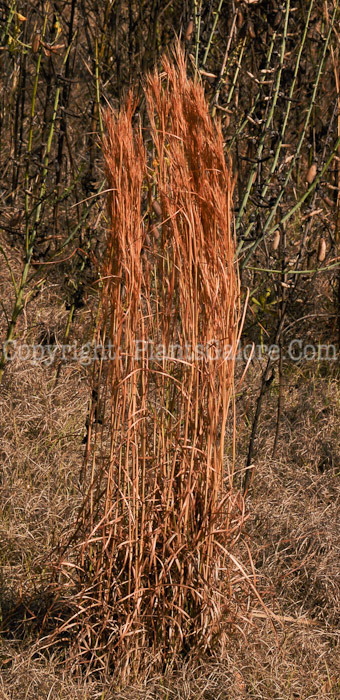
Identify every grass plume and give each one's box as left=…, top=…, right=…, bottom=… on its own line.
left=47, top=47, right=245, bottom=681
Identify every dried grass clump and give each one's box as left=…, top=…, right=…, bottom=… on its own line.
left=49, top=47, right=245, bottom=680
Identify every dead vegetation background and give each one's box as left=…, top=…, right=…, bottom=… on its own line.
left=1, top=0, right=340, bottom=698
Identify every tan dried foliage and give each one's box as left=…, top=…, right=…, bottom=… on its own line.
left=272, top=229, right=280, bottom=251
left=306, top=162, right=317, bottom=185
left=317, top=236, right=327, bottom=262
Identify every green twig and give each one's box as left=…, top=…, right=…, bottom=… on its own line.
left=202, top=0, right=224, bottom=67
left=193, top=0, right=202, bottom=66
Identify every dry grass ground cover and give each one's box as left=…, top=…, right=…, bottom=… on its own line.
left=1, top=167, right=340, bottom=690
left=0, top=354, right=340, bottom=697
left=1, top=132, right=340, bottom=700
